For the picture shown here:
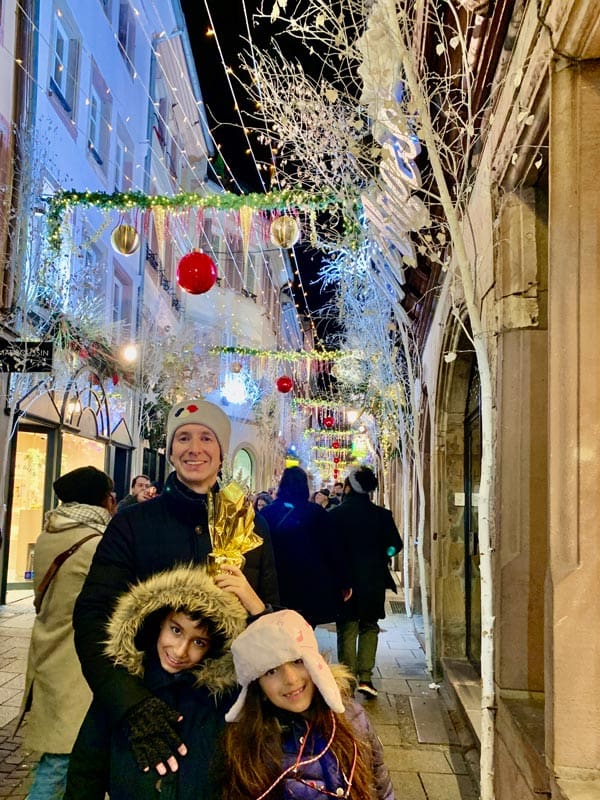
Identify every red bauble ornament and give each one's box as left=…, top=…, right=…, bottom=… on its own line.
left=176, top=251, right=218, bottom=295
left=323, top=415, right=335, bottom=429
left=79, top=347, right=89, bottom=359
left=333, top=456, right=340, bottom=464
left=332, top=441, right=340, bottom=449
left=276, top=375, right=293, bottom=394
left=111, top=373, right=119, bottom=386
left=333, top=470, right=339, bottom=478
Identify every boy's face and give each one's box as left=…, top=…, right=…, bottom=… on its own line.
left=157, top=611, right=212, bottom=673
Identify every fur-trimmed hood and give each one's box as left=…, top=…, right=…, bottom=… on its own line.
left=104, top=565, right=248, bottom=696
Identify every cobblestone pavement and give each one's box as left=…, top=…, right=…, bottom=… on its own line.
left=0, top=593, right=480, bottom=799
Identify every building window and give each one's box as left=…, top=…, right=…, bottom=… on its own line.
left=112, top=265, right=132, bottom=341
left=88, top=87, right=102, bottom=162
left=50, top=12, right=80, bottom=116
left=118, top=1, right=136, bottom=75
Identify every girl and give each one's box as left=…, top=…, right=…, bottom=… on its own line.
left=66, top=565, right=259, bottom=800
left=221, top=609, right=394, bottom=799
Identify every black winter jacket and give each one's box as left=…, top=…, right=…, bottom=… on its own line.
left=327, top=494, right=402, bottom=620
left=73, top=472, right=279, bottom=724
left=260, top=499, right=350, bottom=626
left=68, top=566, right=247, bottom=800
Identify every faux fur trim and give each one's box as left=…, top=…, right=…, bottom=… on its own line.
left=104, top=565, right=247, bottom=695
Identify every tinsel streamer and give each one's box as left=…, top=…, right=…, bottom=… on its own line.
left=239, top=206, right=253, bottom=270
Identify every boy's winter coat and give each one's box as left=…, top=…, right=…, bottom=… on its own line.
left=66, top=566, right=248, bottom=800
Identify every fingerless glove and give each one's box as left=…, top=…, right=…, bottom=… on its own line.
left=124, top=696, right=184, bottom=772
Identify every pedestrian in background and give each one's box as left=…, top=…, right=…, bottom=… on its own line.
left=73, top=398, right=279, bottom=780
left=328, top=466, right=403, bottom=698
left=220, top=609, right=394, bottom=800
left=16, top=466, right=115, bottom=800
left=116, top=474, right=151, bottom=512
left=261, top=467, right=350, bottom=627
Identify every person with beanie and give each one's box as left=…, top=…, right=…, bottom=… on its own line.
left=328, top=466, right=403, bottom=698
left=260, top=466, right=351, bottom=627
left=73, top=398, right=279, bottom=779
left=66, top=566, right=255, bottom=800
left=15, top=466, right=115, bottom=800
left=219, top=609, right=394, bottom=800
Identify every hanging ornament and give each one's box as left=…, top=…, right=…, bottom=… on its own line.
left=231, top=361, right=243, bottom=374
left=333, top=469, right=339, bottom=479
left=276, top=375, right=293, bottom=394
left=176, top=251, right=218, bottom=295
left=110, top=224, right=140, bottom=255
left=323, top=415, right=335, bottom=429
left=79, top=347, right=89, bottom=360
left=111, top=373, right=119, bottom=386
left=270, top=215, right=301, bottom=249
left=333, top=456, right=340, bottom=464
left=332, top=441, right=340, bottom=449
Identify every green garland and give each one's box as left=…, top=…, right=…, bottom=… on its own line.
left=292, top=398, right=350, bottom=409
left=210, top=346, right=349, bottom=362
left=46, top=187, right=338, bottom=252
left=302, top=428, right=355, bottom=438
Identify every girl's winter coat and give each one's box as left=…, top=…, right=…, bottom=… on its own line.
left=16, top=503, right=110, bottom=753
left=275, top=699, right=394, bottom=800
left=66, top=566, right=248, bottom=800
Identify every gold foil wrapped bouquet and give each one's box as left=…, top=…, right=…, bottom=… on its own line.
left=206, top=481, right=262, bottom=575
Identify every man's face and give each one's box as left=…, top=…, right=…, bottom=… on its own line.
left=170, top=423, right=221, bottom=493
left=334, top=484, right=343, bottom=498
left=132, top=477, right=151, bottom=498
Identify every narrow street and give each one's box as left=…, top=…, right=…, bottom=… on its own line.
left=0, top=590, right=479, bottom=799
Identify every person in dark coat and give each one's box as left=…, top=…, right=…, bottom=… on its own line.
left=260, top=467, right=350, bottom=627
left=66, top=566, right=250, bottom=800
left=328, top=466, right=403, bottom=698
left=73, top=398, right=279, bottom=780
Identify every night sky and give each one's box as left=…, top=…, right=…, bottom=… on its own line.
left=179, top=2, right=337, bottom=343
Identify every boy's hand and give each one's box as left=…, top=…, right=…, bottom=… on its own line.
left=125, top=696, right=187, bottom=775
left=213, top=565, right=266, bottom=616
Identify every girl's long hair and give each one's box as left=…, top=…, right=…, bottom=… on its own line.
left=221, top=678, right=374, bottom=799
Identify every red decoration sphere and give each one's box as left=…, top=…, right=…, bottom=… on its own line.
left=332, top=441, right=340, bottom=449
left=276, top=375, right=293, bottom=393
left=333, top=470, right=339, bottom=478
left=333, top=456, right=340, bottom=464
left=323, top=415, right=335, bottom=429
left=176, top=251, right=218, bottom=295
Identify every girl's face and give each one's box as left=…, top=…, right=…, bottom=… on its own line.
left=256, top=497, right=267, bottom=511
left=258, top=659, right=315, bottom=714
left=157, top=611, right=212, bottom=673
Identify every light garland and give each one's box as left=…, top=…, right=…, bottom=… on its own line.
left=209, top=345, right=349, bottom=362
left=46, top=188, right=338, bottom=252
left=302, top=428, right=355, bottom=438
left=291, top=398, right=352, bottom=409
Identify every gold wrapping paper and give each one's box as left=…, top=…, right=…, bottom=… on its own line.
left=206, top=481, right=263, bottom=575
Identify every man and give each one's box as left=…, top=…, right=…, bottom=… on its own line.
left=116, top=474, right=151, bottom=512
left=73, top=398, right=279, bottom=780
left=328, top=466, right=402, bottom=698
left=333, top=481, right=344, bottom=501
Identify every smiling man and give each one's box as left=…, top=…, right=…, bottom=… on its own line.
left=72, top=398, right=279, bottom=784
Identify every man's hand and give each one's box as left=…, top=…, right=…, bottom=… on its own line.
left=213, top=565, right=266, bottom=616
left=124, top=696, right=187, bottom=775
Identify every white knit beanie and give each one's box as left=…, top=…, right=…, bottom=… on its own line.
left=225, top=609, right=344, bottom=722
left=166, top=399, right=231, bottom=461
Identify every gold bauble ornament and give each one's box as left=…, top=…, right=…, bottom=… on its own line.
left=111, top=224, right=141, bottom=255
left=270, top=216, right=301, bottom=249
left=231, top=362, right=243, bottom=374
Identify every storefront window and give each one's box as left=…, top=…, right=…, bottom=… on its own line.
left=232, top=448, right=253, bottom=491
left=61, top=431, right=106, bottom=474
left=7, top=431, right=48, bottom=587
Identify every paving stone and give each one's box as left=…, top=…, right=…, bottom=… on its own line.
left=389, top=770, right=427, bottom=799
left=420, top=771, right=479, bottom=800
left=382, top=746, right=455, bottom=773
